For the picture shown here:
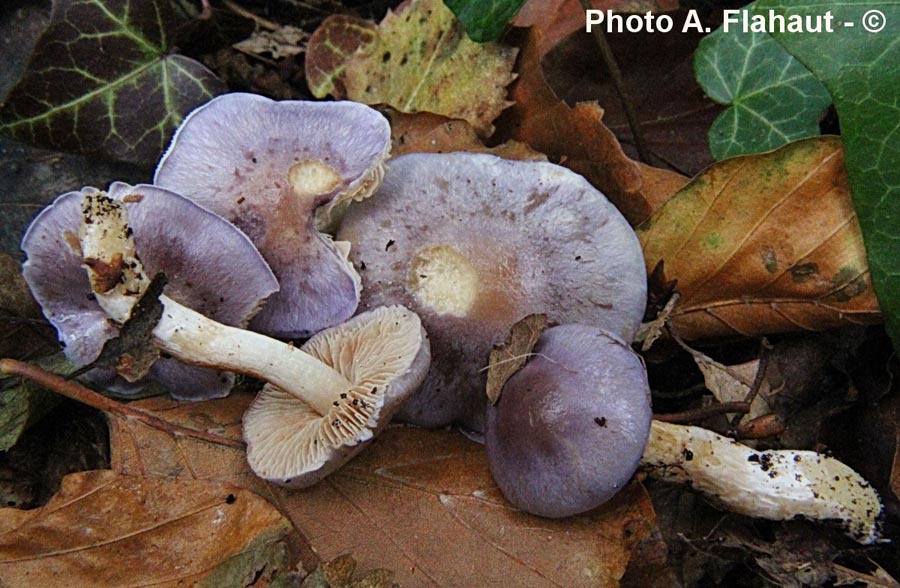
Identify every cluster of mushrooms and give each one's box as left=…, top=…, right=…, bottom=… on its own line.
left=20, top=94, right=882, bottom=543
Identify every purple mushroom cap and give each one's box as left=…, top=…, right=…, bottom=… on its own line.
left=154, top=93, right=391, bottom=338
left=485, top=324, right=652, bottom=518
left=336, top=153, right=647, bottom=431
left=21, top=182, right=279, bottom=400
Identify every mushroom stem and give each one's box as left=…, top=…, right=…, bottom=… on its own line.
left=640, top=420, right=882, bottom=544
left=153, top=295, right=353, bottom=416
left=79, top=192, right=150, bottom=323
left=78, top=191, right=353, bottom=415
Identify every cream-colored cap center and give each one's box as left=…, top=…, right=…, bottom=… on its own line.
left=409, top=245, right=478, bottom=316
left=288, top=160, right=342, bottom=199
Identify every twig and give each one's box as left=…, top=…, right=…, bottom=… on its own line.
left=223, top=0, right=281, bottom=31
left=0, top=358, right=244, bottom=449
left=728, top=337, right=772, bottom=429
left=578, top=0, right=652, bottom=164
left=654, top=401, right=750, bottom=424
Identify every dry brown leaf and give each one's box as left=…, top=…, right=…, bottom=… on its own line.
left=0, top=470, right=296, bottom=587
left=512, top=0, right=680, bottom=56
left=233, top=26, right=308, bottom=60
left=109, top=393, right=655, bottom=587
left=305, top=0, right=517, bottom=135
left=637, top=137, right=882, bottom=340
left=833, top=562, right=900, bottom=587
left=500, top=27, right=687, bottom=224
left=109, top=392, right=267, bottom=493
left=680, top=347, right=772, bottom=425
left=384, top=108, right=545, bottom=160
left=486, top=313, right=548, bottom=404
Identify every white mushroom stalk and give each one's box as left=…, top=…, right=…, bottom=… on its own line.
left=79, top=192, right=353, bottom=414
left=641, top=420, right=882, bottom=544
left=78, top=192, right=431, bottom=488
left=154, top=300, right=353, bottom=415
left=79, top=195, right=151, bottom=324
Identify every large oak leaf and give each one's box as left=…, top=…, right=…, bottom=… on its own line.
left=109, top=392, right=656, bottom=587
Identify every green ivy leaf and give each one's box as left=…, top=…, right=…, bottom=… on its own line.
left=755, top=0, right=900, bottom=350
left=694, top=9, right=832, bottom=160
left=0, top=0, right=226, bottom=167
left=444, top=0, right=527, bottom=42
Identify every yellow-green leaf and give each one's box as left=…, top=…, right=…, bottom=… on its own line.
left=637, top=137, right=881, bottom=340
left=305, top=0, right=517, bottom=135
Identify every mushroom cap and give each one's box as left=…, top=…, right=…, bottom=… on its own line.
left=336, top=153, right=647, bottom=431
left=485, top=324, right=652, bottom=518
left=21, top=182, right=278, bottom=400
left=242, top=305, right=430, bottom=488
left=154, top=93, right=391, bottom=338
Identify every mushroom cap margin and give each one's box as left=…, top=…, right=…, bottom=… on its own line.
left=155, top=93, right=392, bottom=338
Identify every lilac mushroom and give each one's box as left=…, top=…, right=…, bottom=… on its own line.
left=336, top=153, right=647, bottom=431
left=29, top=189, right=431, bottom=484
left=486, top=324, right=652, bottom=518
left=484, top=324, right=882, bottom=544
left=21, top=183, right=279, bottom=400
left=154, top=93, right=391, bottom=338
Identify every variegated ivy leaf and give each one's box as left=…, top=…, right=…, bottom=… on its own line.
left=0, top=0, right=225, bottom=167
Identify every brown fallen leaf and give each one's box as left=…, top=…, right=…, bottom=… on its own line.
left=637, top=137, right=881, bottom=340
left=499, top=27, right=687, bottom=224
left=305, top=0, right=517, bottom=136
left=0, top=470, right=297, bottom=587
left=512, top=0, right=680, bottom=57
left=486, top=313, right=548, bottom=404
left=233, top=25, right=308, bottom=60
left=384, top=108, right=545, bottom=160
left=110, top=393, right=656, bottom=587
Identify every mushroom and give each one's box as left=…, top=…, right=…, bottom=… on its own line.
left=40, top=190, right=430, bottom=484
left=21, top=183, right=279, bottom=400
left=485, top=324, right=652, bottom=518
left=483, top=323, right=882, bottom=543
left=243, top=305, right=431, bottom=487
left=336, top=152, right=647, bottom=431
left=154, top=93, right=391, bottom=338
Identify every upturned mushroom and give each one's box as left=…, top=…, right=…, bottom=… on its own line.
left=21, top=183, right=279, bottom=399
left=154, top=93, right=391, bottom=338
left=28, top=190, right=431, bottom=485
left=337, top=153, right=647, bottom=431
left=485, top=324, right=652, bottom=518
left=243, top=305, right=431, bottom=487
